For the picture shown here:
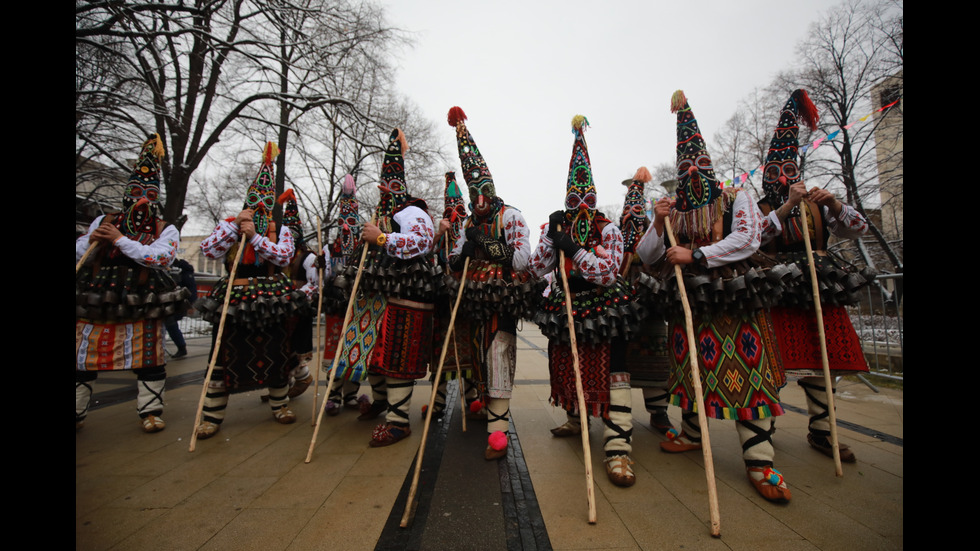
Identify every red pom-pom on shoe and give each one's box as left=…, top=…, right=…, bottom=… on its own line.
left=469, top=399, right=483, bottom=413
left=488, top=430, right=508, bottom=451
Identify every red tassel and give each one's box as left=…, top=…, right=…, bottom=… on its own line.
left=794, top=89, right=819, bottom=130
left=632, top=167, right=652, bottom=183
left=448, top=106, right=467, bottom=127
left=276, top=188, right=296, bottom=205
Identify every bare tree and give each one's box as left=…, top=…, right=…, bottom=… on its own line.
left=76, top=0, right=401, bottom=223
left=785, top=0, right=903, bottom=272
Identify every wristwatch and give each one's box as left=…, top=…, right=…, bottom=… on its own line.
left=376, top=233, right=387, bottom=246
left=692, top=249, right=706, bottom=265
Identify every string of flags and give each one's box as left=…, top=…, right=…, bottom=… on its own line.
left=722, top=98, right=901, bottom=187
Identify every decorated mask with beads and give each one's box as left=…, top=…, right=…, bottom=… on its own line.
left=670, top=90, right=722, bottom=214
left=375, top=128, right=410, bottom=230
left=121, top=134, right=166, bottom=237
left=277, top=188, right=304, bottom=247
left=448, top=106, right=502, bottom=221
left=565, top=115, right=598, bottom=247
left=337, top=174, right=361, bottom=257
left=620, top=167, right=651, bottom=253
left=442, top=171, right=467, bottom=247
left=244, top=142, right=280, bottom=240
left=762, top=89, right=819, bottom=212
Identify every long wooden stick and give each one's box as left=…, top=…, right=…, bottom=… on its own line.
left=189, top=236, right=246, bottom=452
left=305, top=231, right=373, bottom=463
left=400, top=257, right=470, bottom=528
left=311, top=217, right=325, bottom=426
left=799, top=204, right=844, bottom=477
left=557, top=246, right=598, bottom=525
left=76, top=242, right=97, bottom=273
left=664, top=218, right=721, bottom=537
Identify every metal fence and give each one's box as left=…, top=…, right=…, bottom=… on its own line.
left=848, top=272, right=903, bottom=381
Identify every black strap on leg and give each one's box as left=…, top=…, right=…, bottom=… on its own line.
left=387, top=380, right=414, bottom=425
left=738, top=419, right=775, bottom=466
left=798, top=379, right=834, bottom=436
left=644, top=390, right=669, bottom=412
left=134, top=366, right=166, bottom=417
left=602, top=404, right=633, bottom=452
left=487, top=406, right=510, bottom=425
left=681, top=411, right=702, bottom=443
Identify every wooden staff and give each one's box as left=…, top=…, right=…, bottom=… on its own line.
left=189, top=236, right=246, bottom=452
left=664, top=217, right=721, bottom=537
left=556, top=245, right=598, bottom=525
left=76, top=242, right=97, bottom=273
left=310, top=217, right=325, bottom=425
left=799, top=203, right=844, bottom=477
left=400, top=257, right=470, bottom=528
left=305, top=226, right=373, bottom=463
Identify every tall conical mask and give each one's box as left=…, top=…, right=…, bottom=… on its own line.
left=762, top=89, right=819, bottom=212
left=121, top=133, right=166, bottom=238
left=565, top=115, right=598, bottom=247
left=375, top=128, right=409, bottom=232
left=448, top=106, right=499, bottom=220
left=244, top=142, right=279, bottom=241
left=337, top=174, right=361, bottom=258
left=620, top=167, right=651, bottom=253
left=442, top=171, right=466, bottom=253
left=277, top=188, right=304, bottom=247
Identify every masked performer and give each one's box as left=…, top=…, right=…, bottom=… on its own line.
left=425, top=171, right=481, bottom=422
left=636, top=91, right=792, bottom=503
left=195, top=142, right=307, bottom=439
left=757, top=89, right=874, bottom=463
left=322, top=175, right=370, bottom=416
left=529, top=116, right=645, bottom=487
left=279, top=188, right=322, bottom=398
left=76, top=134, right=189, bottom=432
left=346, top=129, right=437, bottom=447
left=445, top=107, right=537, bottom=460
left=618, top=168, right=676, bottom=436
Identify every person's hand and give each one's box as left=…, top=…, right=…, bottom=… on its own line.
left=555, top=232, right=583, bottom=258
left=92, top=220, right=123, bottom=244
left=786, top=182, right=806, bottom=207
left=547, top=210, right=565, bottom=239
left=807, top=186, right=839, bottom=209
left=361, top=222, right=382, bottom=244
left=666, top=246, right=693, bottom=265
left=240, top=220, right=256, bottom=240
left=234, top=209, right=254, bottom=227
left=652, top=197, right=673, bottom=235
left=314, top=251, right=327, bottom=269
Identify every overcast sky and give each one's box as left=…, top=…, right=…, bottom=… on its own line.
left=382, top=0, right=837, bottom=232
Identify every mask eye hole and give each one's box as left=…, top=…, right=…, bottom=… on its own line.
left=565, top=194, right=582, bottom=210
left=696, top=154, right=712, bottom=170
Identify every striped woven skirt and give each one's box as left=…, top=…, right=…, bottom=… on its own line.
left=76, top=319, right=165, bottom=371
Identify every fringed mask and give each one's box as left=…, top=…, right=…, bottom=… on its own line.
left=244, top=142, right=279, bottom=240
left=762, top=89, right=819, bottom=212
left=442, top=171, right=467, bottom=247
left=620, top=167, right=651, bottom=253
left=121, top=134, right=165, bottom=237
left=565, top=115, right=598, bottom=247
left=338, top=174, right=361, bottom=257
left=375, top=128, right=409, bottom=231
left=448, top=106, right=502, bottom=220
left=671, top=91, right=722, bottom=213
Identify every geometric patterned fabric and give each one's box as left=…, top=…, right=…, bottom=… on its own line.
left=667, top=310, right=785, bottom=420
left=769, top=305, right=868, bottom=376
